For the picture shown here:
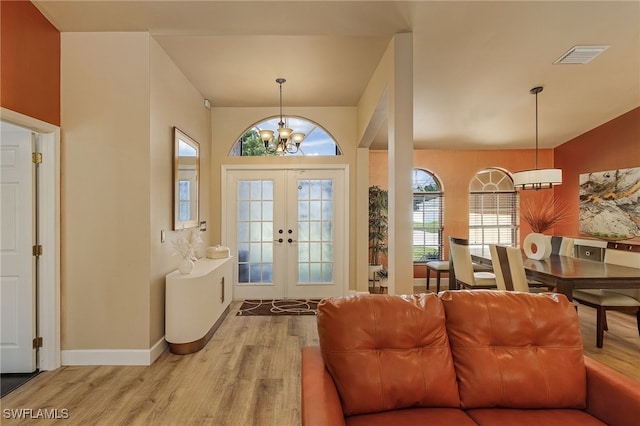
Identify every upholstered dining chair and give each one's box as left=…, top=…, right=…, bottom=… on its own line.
left=448, top=237, right=496, bottom=290
left=572, top=243, right=640, bottom=348
left=489, top=245, right=547, bottom=293
left=549, top=236, right=575, bottom=257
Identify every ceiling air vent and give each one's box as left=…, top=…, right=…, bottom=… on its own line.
left=553, top=45, right=610, bottom=64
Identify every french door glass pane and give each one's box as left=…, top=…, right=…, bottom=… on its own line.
left=237, top=180, right=274, bottom=284
left=297, top=179, right=334, bottom=284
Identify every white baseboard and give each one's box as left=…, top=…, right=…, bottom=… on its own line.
left=61, top=337, right=168, bottom=366
left=150, top=337, right=168, bottom=364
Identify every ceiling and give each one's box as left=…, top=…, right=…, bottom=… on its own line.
left=33, top=1, right=640, bottom=150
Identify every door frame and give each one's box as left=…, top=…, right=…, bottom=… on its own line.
left=1, top=108, right=61, bottom=371
left=222, top=164, right=350, bottom=300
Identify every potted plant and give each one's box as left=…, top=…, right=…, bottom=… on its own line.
left=521, top=193, right=569, bottom=234
left=369, top=186, right=388, bottom=281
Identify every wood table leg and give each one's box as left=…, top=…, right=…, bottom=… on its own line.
left=555, top=281, right=572, bottom=301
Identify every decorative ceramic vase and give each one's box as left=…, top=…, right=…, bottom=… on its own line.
left=178, top=257, right=195, bottom=274
left=523, top=233, right=552, bottom=260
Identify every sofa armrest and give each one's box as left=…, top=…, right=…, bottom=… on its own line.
left=584, top=356, right=640, bottom=425
left=301, top=346, right=346, bottom=426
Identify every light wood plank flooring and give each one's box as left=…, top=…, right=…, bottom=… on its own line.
left=1, top=295, right=638, bottom=425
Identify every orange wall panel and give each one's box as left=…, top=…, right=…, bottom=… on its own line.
left=371, top=108, right=639, bottom=278
left=1, top=0, right=60, bottom=125
left=370, top=147, right=556, bottom=277
left=553, top=107, right=640, bottom=240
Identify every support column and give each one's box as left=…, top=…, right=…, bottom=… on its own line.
left=356, top=147, right=370, bottom=293
left=387, top=33, right=413, bottom=295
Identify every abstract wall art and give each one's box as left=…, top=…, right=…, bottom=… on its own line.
left=579, top=167, right=640, bottom=240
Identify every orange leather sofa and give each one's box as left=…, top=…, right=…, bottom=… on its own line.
left=302, top=291, right=640, bottom=426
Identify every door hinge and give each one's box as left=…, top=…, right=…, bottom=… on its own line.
left=33, top=245, right=43, bottom=256
left=32, top=152, right=43, bottom=164
left=33, top=337, right=43, bottom=349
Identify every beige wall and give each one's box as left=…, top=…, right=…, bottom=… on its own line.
left=62, top=32, right=151, bottom=350
left=356, top=38, right=392, bottom=147
left=149, top=38, right=211, bottom=346
left=61, top=32, right=211, bottom=351
left=210, top=106, right=360, bottom=290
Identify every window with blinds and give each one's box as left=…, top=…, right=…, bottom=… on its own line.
left=412, top=169, right=444, bottom=262
left=469, top=168, right=519, bottom=252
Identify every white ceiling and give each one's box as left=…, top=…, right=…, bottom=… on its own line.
left=33, top=1, right=640, bottom=150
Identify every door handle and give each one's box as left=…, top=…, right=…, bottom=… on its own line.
left=288, top=238, right=297, bottom=243
left=274, top=238, right=283, bottom=243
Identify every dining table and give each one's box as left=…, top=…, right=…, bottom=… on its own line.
left=470, top=250, right=640, bottom=301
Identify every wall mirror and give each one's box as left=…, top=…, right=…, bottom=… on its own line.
left=173, top=127, right=200, bottom=230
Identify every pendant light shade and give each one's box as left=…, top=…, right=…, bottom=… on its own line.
left=513, top=168, right=562, bottom=189
left=512, top=86, right=563, bottom=190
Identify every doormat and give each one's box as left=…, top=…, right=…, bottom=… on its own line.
left=236, top=299, right=322, bottom=316
left=1, top=370, right=40, bottom=398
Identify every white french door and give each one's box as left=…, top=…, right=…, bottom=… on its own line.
left=225, top=167, right=347, bottom=300
left=1, top=122, right=36, bottom=373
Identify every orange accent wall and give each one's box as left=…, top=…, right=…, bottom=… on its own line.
left=553, top=107, right=640, bottom=240
left=1, top=0, right=60, bottom=125
left=372, top=108, right=640, bottom=279
left=370, top=147, right=556, bottom=278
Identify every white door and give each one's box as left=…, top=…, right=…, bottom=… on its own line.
left=1, top=122, right=36, bottom=373
left=226, top=168, right=346, bottom=300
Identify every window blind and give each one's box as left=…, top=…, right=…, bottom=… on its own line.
left=469, top=191, right=519, bottom=250
left=413, top=193, right=444, bottom=261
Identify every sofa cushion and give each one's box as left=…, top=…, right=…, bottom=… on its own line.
left=346, top=408, right=478, bottom=426
left=317, top=294, right=460, bottom=416
left=440, top=290, right=587, bottom=409
left=465, top=408, right=606, bottom=426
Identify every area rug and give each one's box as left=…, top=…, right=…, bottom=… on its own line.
left=237, top=299, right=321, bottom=316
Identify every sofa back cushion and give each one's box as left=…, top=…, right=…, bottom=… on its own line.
left=440, top=290, right=586, bottom=409
left=317, top=294, right=460, bottom=416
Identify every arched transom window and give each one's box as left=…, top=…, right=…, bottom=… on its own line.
left=469, top=168, right=519, bottom=252
left=412, top=169, right=444, bottom=262
left=230, top=116, right=341, bottom=157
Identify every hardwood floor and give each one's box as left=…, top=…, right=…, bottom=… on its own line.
left=1, top=295, right=638, bottom=425
left=578, top=307, right=640, bottom=380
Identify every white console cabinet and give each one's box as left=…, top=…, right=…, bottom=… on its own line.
left=165, top=257, right=232, bottom=354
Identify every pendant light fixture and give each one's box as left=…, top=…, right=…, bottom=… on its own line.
left=513, top=86, right=562, bottom=190
left=259, top=78, right=305, bottom=156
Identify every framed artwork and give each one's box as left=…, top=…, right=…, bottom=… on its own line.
left=579, top=167, right=640, bottom=240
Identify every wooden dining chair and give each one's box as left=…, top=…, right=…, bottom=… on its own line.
left=572, top=243, right=640, bottom=348
left=550, top=236, right=575, bottom=257
left=490, top=245, right=535, bottom=292
left=448, top=237, right=496, bottom=289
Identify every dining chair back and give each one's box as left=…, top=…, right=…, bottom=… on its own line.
left=449, top=237, right=496, bottom=289
left=572, top=242, right=640, bottom=348
left=603, top=246, right=640, bottom=300
left=550, top=236, right=575, bottom=257
left=489, top=245, right=530, bottom=292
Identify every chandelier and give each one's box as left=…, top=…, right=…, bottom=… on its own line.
left=512, top=86, right=563, bottom=190
left=259, top=78, right=305, bottom=156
